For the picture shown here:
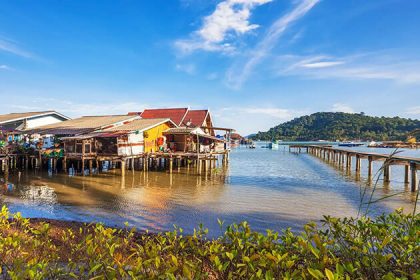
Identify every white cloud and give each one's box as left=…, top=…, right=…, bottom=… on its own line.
left=405, top=106, right=420, bottom=115
left=0, top=37, right=34, bottom=59
left=175, top=63, right=196, bottom=75
left=0, top=65, right=12, bottom=70
left=175, top=0, right=271, bottom=54
left=301, top=61, right=345, bottom=68
left=276, top=53, right=420, bottom=84
left=226, top=0, right=320, bottom=89
left=331, top=103, right=355, bottom=113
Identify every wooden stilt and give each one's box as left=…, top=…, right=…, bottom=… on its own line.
left=121, top=160, right=126, bottom=177
left=404, top=165, right=409, bottom=184
left=368, top=156, right=373, bottom=178
left=89, top=160, right=93, bottom=175
left=63, top=157, right=67, bottom=173
left=384, top=164, right=390, bottom=182
left=81, top=159, right=85, bottom=176
left=410, top=162, right=417, bottom=192
left=355, top=155, right=361, bottom=172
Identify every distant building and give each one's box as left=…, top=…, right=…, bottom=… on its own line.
left=0, top=111, right=70, bottom=131
left=0, top=111, right=70, bottom=141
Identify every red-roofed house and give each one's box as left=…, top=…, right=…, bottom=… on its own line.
left=140, top=108, right=188, bottom=126
left=182, top=110, right=214, bottom=135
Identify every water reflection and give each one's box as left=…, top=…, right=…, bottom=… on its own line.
left=1, top=146, right=418, bottom=236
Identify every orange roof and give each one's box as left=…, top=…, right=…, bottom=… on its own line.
left=140, top=108, right=188, bottom=126
left=183, top=109, right=208, bottom=127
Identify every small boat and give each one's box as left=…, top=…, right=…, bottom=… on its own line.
left=269, top=141, right=279, bottom=150
left=338, top=142, right=364, bottom=147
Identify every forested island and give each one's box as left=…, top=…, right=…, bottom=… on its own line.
left=251, top=112, right=420, bottom=141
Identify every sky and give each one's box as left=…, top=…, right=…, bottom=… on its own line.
left=0, top=0, right=419, bottom=135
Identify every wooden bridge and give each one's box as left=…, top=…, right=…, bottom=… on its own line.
left=289, top=145, right=419, bottom=192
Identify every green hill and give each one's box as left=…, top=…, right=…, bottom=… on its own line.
left=251, top=112, right=420, bottom=141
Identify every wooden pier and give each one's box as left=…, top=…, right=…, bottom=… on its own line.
left=289, top=145, right=419, bottom=192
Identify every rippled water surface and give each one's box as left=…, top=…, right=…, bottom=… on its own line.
left=1, top=145, right=419, bottom=236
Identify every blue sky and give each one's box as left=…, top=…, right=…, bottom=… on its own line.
left=0, top=0, right=419, bottom=134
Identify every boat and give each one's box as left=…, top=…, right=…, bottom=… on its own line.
left=338, top=142, right=364, bottom=147
left=269, top=141, right=279, bottom=150
left=367, top=141, right=379, bottom=147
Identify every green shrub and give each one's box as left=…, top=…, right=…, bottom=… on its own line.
left=0, top=205, right=418, bottom=279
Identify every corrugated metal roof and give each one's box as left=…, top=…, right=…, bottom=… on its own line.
left=164, top=127, right=225, bottom=142
left=163, top=127, right=198, bottom=134
left=0, top=111, right=69, bottom=124
left=140, top=108, right=188, bottom=126
left=28, top=115, right=139, bottom=135
left=104, top=118, right=174, bottom=132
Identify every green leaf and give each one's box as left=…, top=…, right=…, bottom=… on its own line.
left=325, top=268, right=334, bottom=280
left=88, top=263, right=102, bottom=275
left=226, top=252, right=234, bottom=260
left=308, top=268, right=324, bottom=279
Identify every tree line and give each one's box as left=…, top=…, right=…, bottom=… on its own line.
left=251, top=112, right=420, bottom=141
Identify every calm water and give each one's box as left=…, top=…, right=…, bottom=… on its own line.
left=1, top=145, right=419, bottom=236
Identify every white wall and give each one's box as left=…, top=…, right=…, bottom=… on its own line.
left=117, top=133, right=144, bottom=156
left=27, top=115, right=64, bottom=129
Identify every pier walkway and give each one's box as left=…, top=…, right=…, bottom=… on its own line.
left=289, top=145, right=419, bottom=192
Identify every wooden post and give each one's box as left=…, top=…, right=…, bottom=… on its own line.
left=404, top=165, right=409, bottom=184
left=410, top=162, right=417, bottom=192
left=89, top=160, right=93, bottom=175
left=63, top=157, right=67, bottom=173
left=81, top=159, right=85, bottom=176
left=368, top=156, right=373, bottom=178
left=4, top=157, right=9, bottom=179
left=383, top=164, right=390, bottom=183
left=355, top=155, right=361, bottom=172
left=198, top=158, right=202, bottom=174
left=169, top=157, right=173, bottom=174
left=121, top=159, right=126, bottom=177
left=347, top=154, right=351, bottom=169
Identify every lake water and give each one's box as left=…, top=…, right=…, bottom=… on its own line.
left=1, top=144, right=419, bottom=236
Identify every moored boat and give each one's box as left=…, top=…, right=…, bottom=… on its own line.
left=338, top=142, right=364, bottom=147
left=269, top=141, right=279, bottom=150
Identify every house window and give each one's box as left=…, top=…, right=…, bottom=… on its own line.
left=76, top=143, right=82, bottom=153
left=84, top=143, right=91, bottom=154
